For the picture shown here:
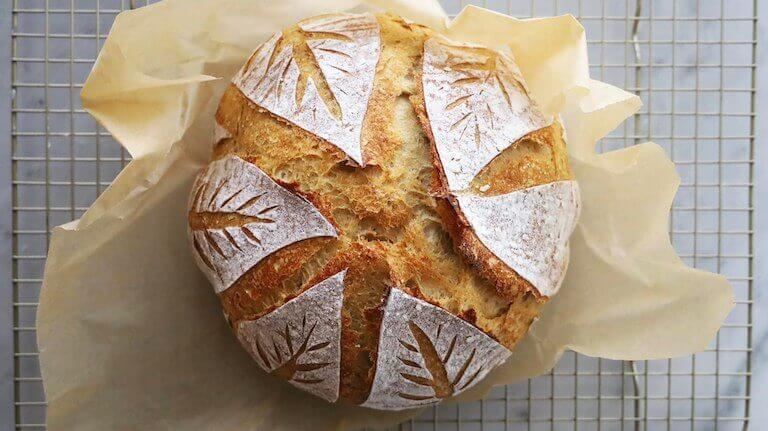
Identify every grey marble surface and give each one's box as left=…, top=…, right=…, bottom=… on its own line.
left=747, top=1, right=768, bottom=429
left=0, top=3, right=14, bottom=430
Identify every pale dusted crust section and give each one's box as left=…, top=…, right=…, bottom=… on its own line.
left=421, top=37, right=549, bottom=192
left=237, top=270, right=346, bottom=403
left=362, top=288, right=511, bottom=410
left=188, top=156, right=337, bottom=293
left=454, top=181, right=581, bottom=297
left=232, top=13, right=380, bottom=165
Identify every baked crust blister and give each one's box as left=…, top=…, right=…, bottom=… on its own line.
left=188, top=13, right=581, bottom=408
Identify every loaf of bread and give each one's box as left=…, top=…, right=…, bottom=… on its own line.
left=187, top=12, right=580, bottom=410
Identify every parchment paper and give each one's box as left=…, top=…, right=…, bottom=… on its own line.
left=37, top=1, right=734, bottom=430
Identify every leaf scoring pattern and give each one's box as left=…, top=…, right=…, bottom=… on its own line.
left=188, top=156, right=337, bottom=293
left=362, top=288, right=511, bottom=410
left=455, top=180, right=581, bottom=297
left=232, top=13, right=380, bottom=166
left=422, top=37, right=550, bottom=192
left=237, top=270, right=346, bottom=403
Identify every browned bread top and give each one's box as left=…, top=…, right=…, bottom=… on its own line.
left=187, top=13, right=579, bottom=408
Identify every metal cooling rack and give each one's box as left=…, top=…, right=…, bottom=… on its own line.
left=2, top=0, right=762, bottom=430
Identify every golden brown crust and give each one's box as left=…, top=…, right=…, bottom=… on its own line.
left=218, top=238, right=331, bottom=322
left=193, top=13, right=568, bottom=404
left=470, top=123, right=573, bottom=196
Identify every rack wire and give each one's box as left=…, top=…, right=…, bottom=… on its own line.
left=4, top=0, right=758, bottom=430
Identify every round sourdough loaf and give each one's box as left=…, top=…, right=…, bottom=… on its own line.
left=188, top=12, right=580, bottom=409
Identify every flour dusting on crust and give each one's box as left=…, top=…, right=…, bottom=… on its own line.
left=213, top=121, right=232, bottom=145
left=422, top=37, right=549, bottom=192
left=237, top=270, right=346, bottom=403
left=455, top=181, right=581, bottom=297
left=188, top=156, right=337, bottom=293
left=362, top=288, right=511, bottom=410
left=232, top=13, right=380, bottom=165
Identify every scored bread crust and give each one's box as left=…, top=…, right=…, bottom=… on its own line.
left=190, top=13, right=575, bottom=405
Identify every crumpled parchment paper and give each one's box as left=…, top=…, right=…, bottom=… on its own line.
left=37, top=1, right=734, bottom=430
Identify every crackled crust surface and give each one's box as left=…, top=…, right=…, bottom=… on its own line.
left=189, top=13, right=576, bottom=405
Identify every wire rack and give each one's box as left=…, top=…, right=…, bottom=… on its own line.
left=2, top=0, right=759, bottom=430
